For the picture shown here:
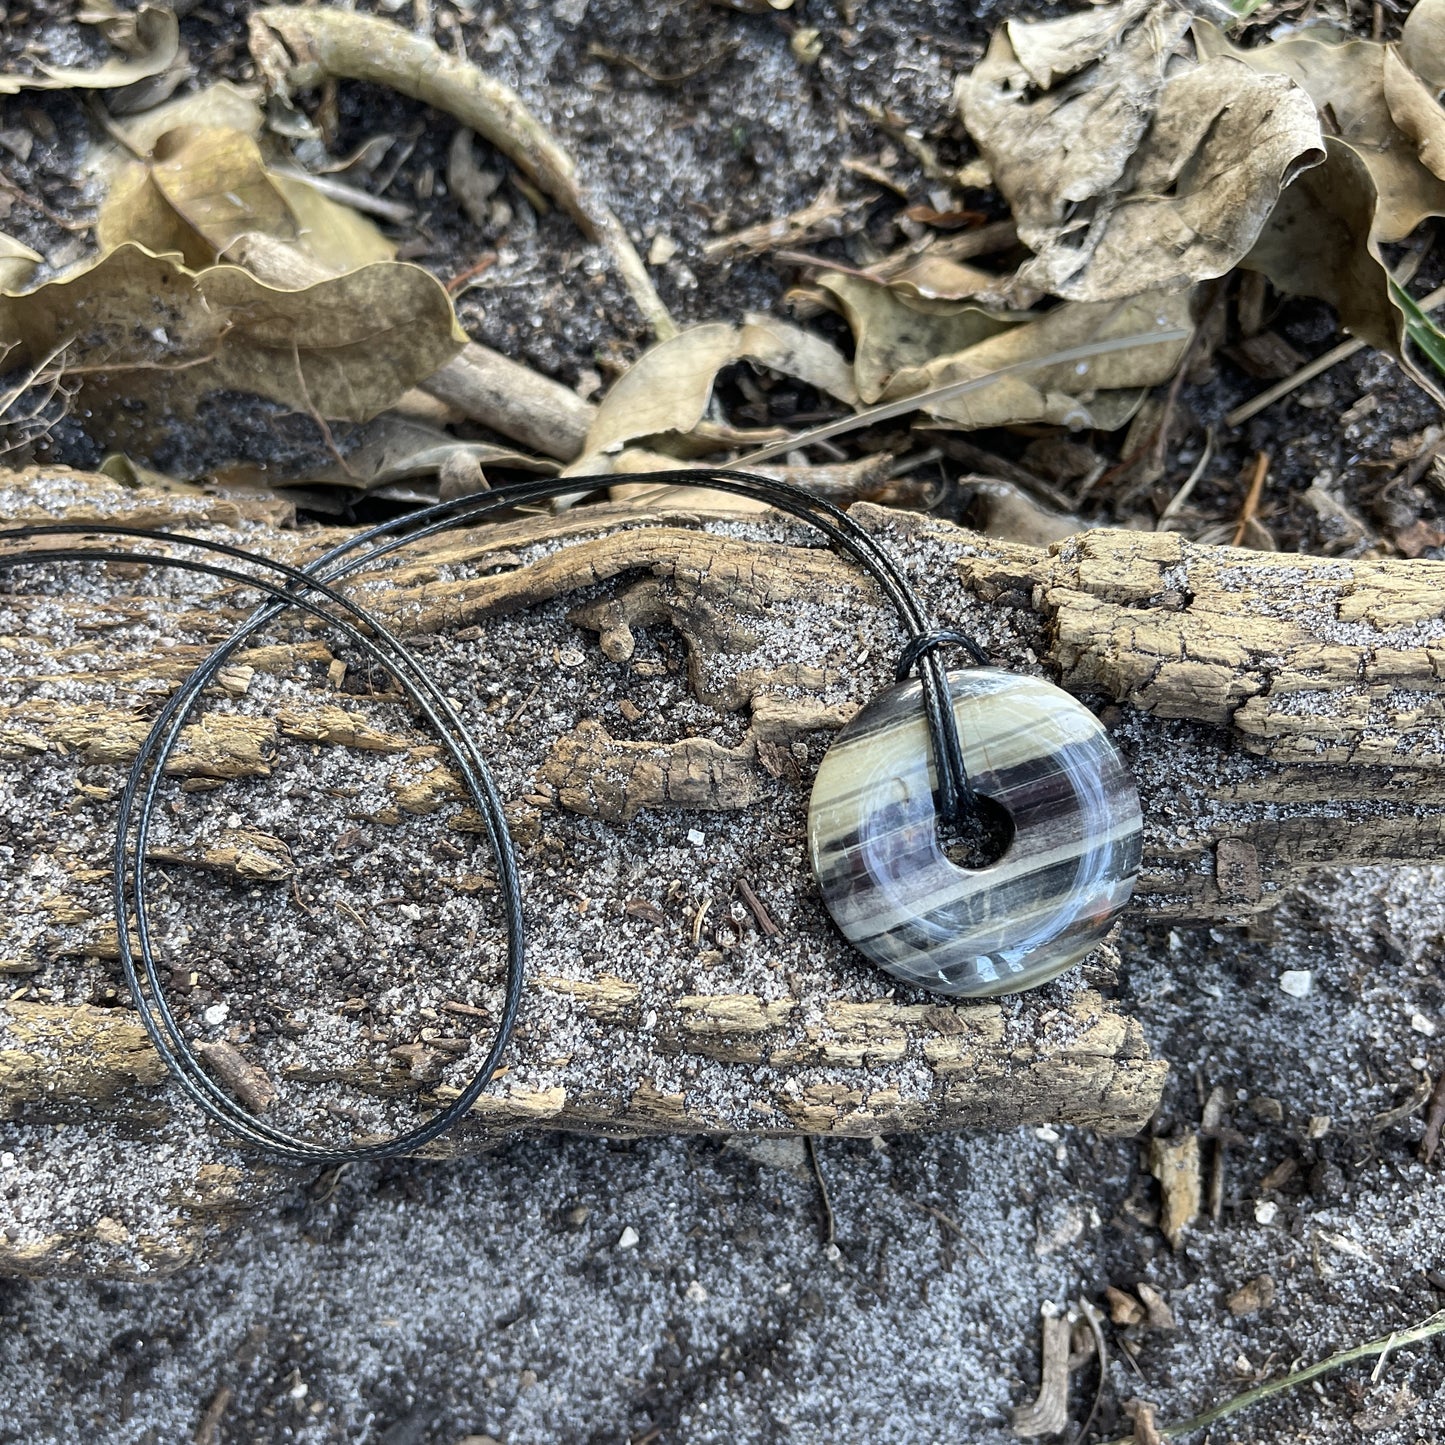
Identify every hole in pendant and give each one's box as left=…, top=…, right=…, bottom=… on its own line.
left=936, top=792, right=1014, bottom=871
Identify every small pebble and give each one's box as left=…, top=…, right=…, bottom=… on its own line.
left=686, top=828, right=705, bottom=847
left=1279, top=970, right=1313, bottom=999
left=1254, top=1199, right=1279, bottom=1225
left=684, top=1280, right=708, bottom=1303
left=616, top=1226, right=639, bottom=1250
left=558, top=648, right=585, bottom=668
left=1410, top=1013, right=1437, bottom=1037
left=202, top=1003, right=229, bottom=1027
left=0, top=1152, right=15, bottom=1170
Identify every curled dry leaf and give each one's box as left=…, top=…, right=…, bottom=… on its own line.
left=88, top=80, right=265, bottom=180
left=1403, top=0, right=1445, bottom=94
left=0, top=2, right=178, bottom=94
left=98, top=125, right=395, bottom=275
left=821, top=272, right=1192, bottom=432
left=1197, top=23, right=1445, bottom=244
left=580, top=317, right=857, bottom=461
left=1, top=243, right=465, bottom=467
left=957, top=0, right=1323, bottom=301
left=247, top=5, right=675, bottom=338
left=0, top=234, right=42, bottom=292
left=1243, top=137, right=1445, bottom=405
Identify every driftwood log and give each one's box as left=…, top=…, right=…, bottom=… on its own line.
left=2, top=464, right=1442, bottom=1276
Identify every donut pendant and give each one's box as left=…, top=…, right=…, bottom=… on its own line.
left=807, top=668, right=1142, bottom=998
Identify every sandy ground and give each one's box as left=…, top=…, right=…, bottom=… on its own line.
left=1, top=865, right=1441, bottom=1443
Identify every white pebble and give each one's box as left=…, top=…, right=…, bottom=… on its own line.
left=684, top=1280, right=708, bottom=1303
left=1254, top=1200, right=1279, bottom=1225
left=616, top=1226, right=639, bottom=1250
left=202, top=1003, right=229, bottom=1027
left=1279, top=970, right=1313, bottom=999
left=1410, top=1013, right=1437, bottom=1037
left=288, top=1381, right=308, bottom=1401
left=0, top=1152, right=15, bottom=1170
left=558, top=648, right=585, bottom=668
left=686, top=828, right=705, bottom=847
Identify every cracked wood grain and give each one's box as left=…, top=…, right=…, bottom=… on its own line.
left=2, top=463, right=1438, bottom=1273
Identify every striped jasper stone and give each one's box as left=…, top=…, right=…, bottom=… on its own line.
left=808, top=668, right=1141, bottom=998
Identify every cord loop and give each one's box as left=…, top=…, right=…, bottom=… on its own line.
left=894, top=628, right=989, bottom=683
left=0, top=468, right=1001, bottom=1162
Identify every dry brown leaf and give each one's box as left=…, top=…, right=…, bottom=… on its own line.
left=0, top=235, right=41, bottom=292
left=0, top=3, right=179, bottom=95
left=98, top=126, right=394, bottom=274
left=881, top=256, right=1010, bottom=304
left=957, top=1, right=1323, bottom=301
left=1243, top=138, right=1445, bottom=405
left=822, top=273, right=1191, bottom=432
left=1197, top=23, right=1445, bottom=244
left=93, top=80, right=264, bottom=170
left=816, top=273, right=1016, bottom=402
left=581, top=317, right=856, bottom=459
left=1383, top=47, right=1445, bottom=184
left=956, top=0, right=1187, bottom=293
left=1, top=243, right=465, bottom=466
left=1402, top=0, right=1445, bottom=94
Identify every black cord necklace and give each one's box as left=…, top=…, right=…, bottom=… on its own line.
left=0, top=469, right=1142, bottom=1164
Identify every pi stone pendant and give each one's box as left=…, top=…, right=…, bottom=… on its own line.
left=808, top=668, right=1142, bottom=998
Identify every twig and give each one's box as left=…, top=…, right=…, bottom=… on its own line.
left=1096, top=1310, right=1445, bottom=1444
left=891, top=1191, right=988, bottom=1261
left=249, top=7, right=676, bottom=339
left=1225, top=282, right=1445, bottom=427
left=735, top=878, right=779, bottom=937
left=0, top=170, right=93, bottom=230
left=1421, top=1066, right=1445, bottom=1165
left=192, top=1385, right=233, bottom=1445
left=702, top=185, right=847, bottom=261
left=445, top=251, right=498, bottom=295
left=1071, top=1297, right=1109, bottom=1445
left=1157, top=427, right=1215, bottom=529
left=1231, top=451, right=1270, bottom=546
left=805, top=1135, right=835, bottom=1247
left=270, top=164, right=415, bottom=224
left=504, top=682, right=540, bottom=732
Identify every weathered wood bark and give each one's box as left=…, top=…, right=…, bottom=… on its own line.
left=3, top=463, right=1441, bottom=1274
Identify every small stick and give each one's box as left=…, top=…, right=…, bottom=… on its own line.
left=445, top=251, right=498, bottom=294
left=805, top=1135, right=835, bottom=1246
left=736, top=878, right=780, bottom=937
left=1231, top=451, right=1270, bottom=546
left=1421, top=1066, right=1445, bottom=1165
left=1225, top=282, right=1445, bottom=428
left=193, top=1385, right=233, bottom=1445
left=1070, top=1297, right=1110, bottom=1445
left=1095, top=1310, right=1445, bottom=1444
left=504, top=682, right=541, bottom=732
left=1156, top=427, right=1214, bottom=529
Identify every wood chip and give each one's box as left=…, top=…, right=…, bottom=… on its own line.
left=1227, top=1273, right=1277, bottom=1317
left=1135, top=1282, right=1176, bottom=1331
left=195, top=1041, right=277, bottom=1114
left=1149, top=1134, right=1201, bottom=1249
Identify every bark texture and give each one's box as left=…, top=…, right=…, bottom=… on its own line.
left=3, top=465, right=1439, bottom=1274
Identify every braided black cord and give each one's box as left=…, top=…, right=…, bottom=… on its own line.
left=0, top=468, right=985, bottom=1163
